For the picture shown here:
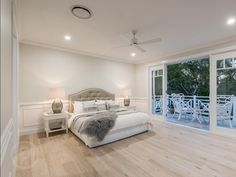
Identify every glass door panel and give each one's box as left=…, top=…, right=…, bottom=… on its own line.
left=216, top=56, right=236, bottom=129
left=166, top=57, right=210, bottom=130
left=151, top=67, right=163, bottom=115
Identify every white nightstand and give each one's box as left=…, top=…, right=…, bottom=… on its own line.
left=43, top=112, right=69, bottom=137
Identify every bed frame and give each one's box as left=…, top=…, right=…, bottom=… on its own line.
left=68, top=88, right=149, bottom=148
left=68, top=88, right=115, bottom=113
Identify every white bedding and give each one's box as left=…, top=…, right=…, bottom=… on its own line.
left=68, top=110, right=151, bottom=147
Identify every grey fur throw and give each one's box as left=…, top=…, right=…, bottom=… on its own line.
left=80, top=112, right=117, bottom=141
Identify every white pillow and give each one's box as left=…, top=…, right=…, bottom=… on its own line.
left=82, top=100, right=96, bottom=108
left=96, top=100, right=106, bottom=104
left=74, top=100, right=96, bottom=113
left=83, top=100, right=97, bottom=112
left=105, top=100, right=115, bottom=104
left=95, top=102, right=106, bottom=111
left=73, top=101, right=84, bottom=113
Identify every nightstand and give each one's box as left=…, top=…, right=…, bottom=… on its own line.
left=43, top=112, right=69, bottom=137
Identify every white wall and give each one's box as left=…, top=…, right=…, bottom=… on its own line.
left=19, top=44, right=135, bottom=102
left=134, top=64, right=149, bottom=113
left=19, top=43, right=136, bottom=134
left=135, top=64, right=148, bottom=98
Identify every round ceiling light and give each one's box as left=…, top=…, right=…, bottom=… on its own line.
left=71, top=5, right=93, bottom=19
left=227, top=17, right=236, bottom=26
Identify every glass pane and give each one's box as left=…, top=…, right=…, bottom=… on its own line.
left=234, top=58, right=236, bottom=67
left=159, top=70, right=163, bottom=76
left=152, top=69, right=163, bottom=115
left=217, top=67, right=236, bottom=129
left=155, top=77, right=163, bottom=95
left=217, top=60, right=224, bottom=69
left=155, top=71, right=158, bottom=76
left=225, top=58, right=233, bottom=68
left=166, top=57, right=210, bottom=130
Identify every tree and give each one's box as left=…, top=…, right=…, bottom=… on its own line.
left=167, top=58, right=209, bottom=96
left=217, top=69, right=236, bottom=95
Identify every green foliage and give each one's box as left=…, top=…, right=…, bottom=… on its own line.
left=217, top=69, right=236, bottom=95
left=167, top=58, right=210, bottom=96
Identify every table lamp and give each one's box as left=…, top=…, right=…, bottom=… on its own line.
left=123, top=89, right=131, bottom=106
left=49, top=88, right=65, bottom=113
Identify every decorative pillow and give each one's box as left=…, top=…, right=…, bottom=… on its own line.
left=85, top=105, right=98, bottom=112
left=108, top=104, right=120, bottom=111
left=83, top=100, right=96, bottom=107
left=83, top=100, right=97, bottom=112
left=73, top=101, right=84, bottom=113
left=96, top=103, right=107, bottom=111
left=105, top=100, right=115, bottom=104
left=96, top=100, right=106, bottom=104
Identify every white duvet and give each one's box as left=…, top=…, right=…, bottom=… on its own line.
left=68, top=110, right=151, bottom=134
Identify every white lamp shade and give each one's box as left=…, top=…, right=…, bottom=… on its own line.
left=122, top=89, right=132, bottom=98
left=48, top=88, right=65, bottom=99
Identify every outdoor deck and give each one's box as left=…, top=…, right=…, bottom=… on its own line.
left=166, top=113, right=210, bottom=130
left=153, top=95, right=236, bottom=130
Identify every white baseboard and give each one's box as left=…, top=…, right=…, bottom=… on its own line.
left=20, top=127, right=45, bottom=136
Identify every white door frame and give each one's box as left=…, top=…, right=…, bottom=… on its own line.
left=148, top=64, right=165, bottom=120
left=210, top=51, right=236, bottom=137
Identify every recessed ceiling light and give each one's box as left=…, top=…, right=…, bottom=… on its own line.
left=131, top=52, right=136, bottom=57
left=71, top=5, right=93, bottom=19
left=227, top=17, right=236, bottom=26
left=64, top=35, right=71, bottom=41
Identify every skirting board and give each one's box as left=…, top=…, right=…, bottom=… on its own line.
left=19, top=98, right=148, bottom=135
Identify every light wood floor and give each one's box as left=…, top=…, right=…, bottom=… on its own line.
left=14, top=120, right=236, bottom=177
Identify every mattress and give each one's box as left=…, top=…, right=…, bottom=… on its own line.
left=68, top=111, right=151, bottom=147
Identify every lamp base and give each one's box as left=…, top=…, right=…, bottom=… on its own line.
left=124, top=98, right=130, bottom=107
left=52, top=99, right=63, bottom=114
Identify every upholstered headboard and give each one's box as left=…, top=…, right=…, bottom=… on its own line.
left=68, top=88, right=115, bottom=112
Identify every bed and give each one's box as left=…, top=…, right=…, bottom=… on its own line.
left=68, top=88, right=151, bottom=148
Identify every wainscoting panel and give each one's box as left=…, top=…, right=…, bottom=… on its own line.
left=19, top=101, right=68, bottom=135
left=1, top=118, right=13, bottom=165
left=1, top=118, right=14, bottom=177
left=134, top=97, right=149, bottom=113
left=22, top=108, right=46, bottom=127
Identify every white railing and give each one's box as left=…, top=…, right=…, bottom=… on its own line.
left=152, top=95, right=163, bottom=114
left=152, top=94, right=236, bottom=121
left=167, top=95, right=210, bottom=120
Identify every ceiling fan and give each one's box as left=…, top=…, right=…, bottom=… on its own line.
left=127, top=30, right=162, bottom=53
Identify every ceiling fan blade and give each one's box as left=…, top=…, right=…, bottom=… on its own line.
left=134, top=44, right=146, bottom=53
left=138, top=38, right=162, bottom=45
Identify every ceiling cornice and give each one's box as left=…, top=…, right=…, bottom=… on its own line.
left=136, top=35, right=236, bottom=64
left=20, top=39, right=136, bottom=65
left=20, top=35, right=236, bottom=65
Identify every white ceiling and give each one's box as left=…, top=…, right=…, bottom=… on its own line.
left=16, top=0, right=236, bottom=64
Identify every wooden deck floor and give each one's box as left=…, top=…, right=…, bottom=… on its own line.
left=14, top=120, right=236, bottom=177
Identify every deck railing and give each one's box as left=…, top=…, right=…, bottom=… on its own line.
left=152, top=94, right=236, bottom=121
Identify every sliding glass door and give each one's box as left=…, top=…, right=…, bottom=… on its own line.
left=166, top=57, right=210, bottom=130
left=150, top=65, right=164, bottom=116
left=148, top=50, right=236, bottom=136
left=211, top=51, right=236, bottom=132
